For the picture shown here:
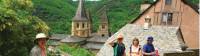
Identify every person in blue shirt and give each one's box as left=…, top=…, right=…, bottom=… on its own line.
left=142, top=36, right=156, bottom=56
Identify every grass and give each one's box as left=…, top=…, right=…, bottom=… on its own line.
left=58, top=43, right=95, bottom=56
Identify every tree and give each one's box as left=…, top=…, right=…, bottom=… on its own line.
left=0, top=0, right=49, bottom=56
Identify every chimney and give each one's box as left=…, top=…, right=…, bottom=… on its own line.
left=140, top=0, right=151, bottom=12
left=144, top=16, right=151, bottom=30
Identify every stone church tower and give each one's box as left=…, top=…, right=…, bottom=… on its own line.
left=71, top=0, right=91, bottom=38
left=97, top=6, right=109, bottom=37
left=86, top=11, right=92, bottom=36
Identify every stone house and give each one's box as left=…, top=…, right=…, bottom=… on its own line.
left=130, top=0, right=199, bottom=49
left=97, top=0, right=199, bottom=56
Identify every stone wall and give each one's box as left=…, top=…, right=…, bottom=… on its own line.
left=97, top=24, right=184, bottom=56
left=163, top=51, right=194, bottom=56
left=186, top=48, right=199, bottom=56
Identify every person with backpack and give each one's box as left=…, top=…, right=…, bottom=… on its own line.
left=129, top=38, right=142, bottom=56
left=142, top=36, right=156, bottom=56
left=109, top=34, right=126, bottom=56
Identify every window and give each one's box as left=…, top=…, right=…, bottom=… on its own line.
left=102, top=25, right=105, bottom=29
left=102, top=34, right=105, bottom=37
left=162, top=13, right=173, bottom=25
left=76, top=23, right=79, bottom=28
left=82, top=23, right=84, bottom=28
left=165, top=0, right=172, bottom=5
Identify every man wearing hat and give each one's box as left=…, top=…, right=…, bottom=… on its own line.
left=109, top=34, right=126, bottom=56
left=142, top=36, right=156, bottom=56
left=30, top=33, right=48, bottom=56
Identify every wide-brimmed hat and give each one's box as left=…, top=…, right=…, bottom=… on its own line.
left=36, top=33, right=48, bottom=39
left=34, top=33, right=48, bottom=44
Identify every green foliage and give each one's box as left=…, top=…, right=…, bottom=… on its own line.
left=33, top=0, right=75, bottom=34
left=0, top=0, right=49, bottom=56
left=32, top=0, right=144, bottom=34
left=189, top=0, right=199, bottom=5
left=0, top=0, right=198, bottom=55
left=58, top=44, right=95, bottom=56
left=32, top=0, right=199, bottom=34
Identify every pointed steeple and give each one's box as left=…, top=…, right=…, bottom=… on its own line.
left=100, top=10, right=108, bottom=23
left=97, top=5, right=110, bottom=37
left=86, top=10, right=92, bottom=23
left=73, top=0, right=88, bottom=21
left=99, top=5, right=108, bottom=23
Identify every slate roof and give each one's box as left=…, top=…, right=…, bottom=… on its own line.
left=73, top=0, right=88, bottom=21
left=97, top=24, right=185, bottom=56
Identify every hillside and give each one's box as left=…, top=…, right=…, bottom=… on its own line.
left=32, top=0, right=145, bottom=34
left=0, top=0, right=198, bottom=56
left=33, top=0, right=198, bottom=34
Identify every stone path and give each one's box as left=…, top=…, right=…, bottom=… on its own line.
left=97, top=24, right=184, bottom=56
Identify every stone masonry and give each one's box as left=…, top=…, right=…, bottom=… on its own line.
left=97, top=24, right=184, bottom=56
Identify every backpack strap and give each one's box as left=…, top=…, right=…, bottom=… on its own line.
left=130, top=44, right=132, bottom=56
left=114, top=43, right=118, bottom=56
left=138, top=45, right=141, bottom=52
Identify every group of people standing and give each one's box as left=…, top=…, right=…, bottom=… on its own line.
left=29, top=33, right=158, bottom=56
left=109, top=35, right=158, bottom=56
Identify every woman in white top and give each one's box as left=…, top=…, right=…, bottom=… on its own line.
left=129, top=38, right=142, bottom=56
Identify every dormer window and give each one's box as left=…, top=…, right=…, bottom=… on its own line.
left=144, top=16, right=151, bottom=30
left=165, top=0, right=172, bottom=5
left=145, top=16, right=151, bottom=23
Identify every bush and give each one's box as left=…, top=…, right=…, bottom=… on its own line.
left=0, top=0, right=49, bottom=56
left=58, top=44, right=95, bottom=56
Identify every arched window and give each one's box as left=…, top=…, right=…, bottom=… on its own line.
left=102, top=34, right=105, bottom=37
left=76, top=23, right=79, bottom=28
left=82, top=23, right=84, bottom=28
left=102, top=25, right=105, bottom=29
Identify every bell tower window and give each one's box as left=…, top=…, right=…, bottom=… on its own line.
left=82, top=23, right=84, bottom=28
left=102, top=24, right=105, bottom=29
left=102, top=34, right=105, bottom=37
left=77, top=23, right=79, bottom=28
